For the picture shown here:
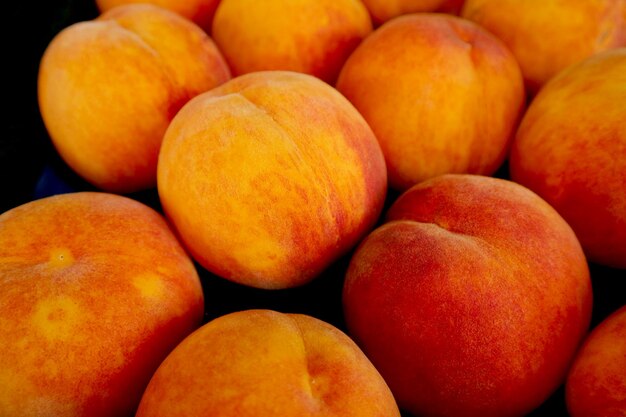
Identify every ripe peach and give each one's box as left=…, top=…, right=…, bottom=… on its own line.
left=336, top=14, right=524, bottom=191
left=136, top=309, right=400, bottom=417
left=0, top=192, right=204, bottom=417
left=510, top=49, right=626, bottom=268
left=38, top=4, right=231, bottom=193
left=96, top=0, right=221, bottom=32
left=462, top=0, right=626, bottom=94
left=343, top=175, right=592, bottom=417
left=566, top=305, right=626, bottom=417
left=212, top=0, right=372, bottom=83
left=361, top=0, right=465, bottom=26
left=157, top=71, right=386, bottom=290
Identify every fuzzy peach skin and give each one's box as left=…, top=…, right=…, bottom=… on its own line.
left=462, top=0, right=626, bottom=94
left=136, top=309, right=400, bottom=417
left=157, top=71, right=387, bottom=289
left=343, top=175, right=592, bottom=417
left=212, top=0, right=372, bottom=84
left=97, top=0, right=221, bottom=32
left=362, top=0, right=465, bottom=26
left=38, top=4, right=230, bottom=193
left=0, top=192, right=204, bottom=417
left=336, top=14, right=524, bottom=191
left=510, top=49, right=626, bottom=268
left=566, top=305, right=626, bottom=417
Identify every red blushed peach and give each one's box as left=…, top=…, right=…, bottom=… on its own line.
left=343, top=175, right=592, bottom=417
left=97, top=0, right=221, bottom=33
left=566, top=305, right=626, bottom=417
left=212, top=0, right=372, bottom=83
left=462, top=0, right=626, bottom=94
left=510, top=49, right=626, bottom=268
left=0, top=192, right=204, bottom=417
left=38, top=4, right=230, bottom=193
left=136, top=310, right=401, bottom=417
left=336, top=14, right=524, bottom=191
left=362, top=0, right=465, bottom=26
left=157, top=71, right=387, bottom=289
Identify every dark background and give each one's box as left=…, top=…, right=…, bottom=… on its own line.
left=4, top=1, right=624, bottom=416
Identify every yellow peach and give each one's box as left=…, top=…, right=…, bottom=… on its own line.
left=510, top=48, right=626, bottom=268
left=212, top=0, right=372, bottom=83
left=0, top=192, right=204, bottom=417
left=136, top=310, right=401, bottom=417
left=337, top=14, right=524, bottom=190
left=157, top=71, right=387, bottom=289
left=462, top=0, right=626, bottom=93
left=38, top=4, right=230, bottom=193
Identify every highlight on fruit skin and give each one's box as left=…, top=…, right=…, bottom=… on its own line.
left=510, top=48, right=626, bottom=269
left=0, top=191, right=204, bottom=417
left=157, top=70, right=387, bottom=290
left=343, top=174, right=592, bottom=417
left=136, top=309, right=401, bottom=417
left=38, top=4, right=231, bottom=193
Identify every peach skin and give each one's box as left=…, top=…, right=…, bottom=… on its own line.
left=0, top=192, right=204, bottom=417
left=212, top=0, right=372, bottom=83
left=97, top=0, right=221, bottom=33
left=157, top=71, right=387, bottom=289
left=343, top=174, right=592, bottom=417
left=566, top=305, right=626, bottom=417
left=336, top=14, right=524, bottom=190
left=136, top=310, right=401, bottom=417
left=38, top=4, right=230, bottom=193
left=462, top=0, right=626, bottom=94
left=510, top=48, right=626, bottom=268
left=361, top=0, right=465, bottom=26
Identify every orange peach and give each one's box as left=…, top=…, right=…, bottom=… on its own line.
left=566, top=305, right=626, bottom=417
left=336, top=14, right=524, bottom=191
left=343, top=175, right=592, bottom=417
left=212, top=0, right=372, bottom=83
left=462, top=0, right=626, bottom=94
left=0, top=192, right=204, bottom=417
left=96, top=0, right=221, bottom=32
left=510, top=49, right=626, bottom=268
left=136, top=309, right=400, bottom=417
left=157, top=71, right=387, bottom=289
left=362, top=0, right=465, bottom=26
left=38, top=4, right=230, bottom=193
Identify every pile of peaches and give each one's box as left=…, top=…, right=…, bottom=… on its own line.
left=1, top=0, right=625, bottom=416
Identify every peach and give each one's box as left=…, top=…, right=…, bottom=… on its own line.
left=0, top=192, right=204, bottom=417
left=462, top=0, right=626, bottom=94
left=211, top=0, right=372, bottom=83
left=566, top=305, right=626, bottom=417
left=38, top=4, right=230, bottom=193
left=510, top=49, right=626, bottom=268
left=96, top=0, right=221, bottom=32
left=362, top=0, right=465, bottom=26
left=157, top=71, right=387, bottom=289
left=336, top=14, right=524, bottom=191
left=136, top=309, right=400, bottom=417
left=343, top=175, right=592, bottom=417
